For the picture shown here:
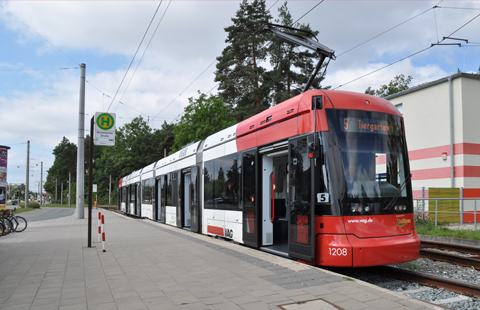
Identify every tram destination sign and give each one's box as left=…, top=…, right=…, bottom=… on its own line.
left=341, top=117, right=391, bottom=135
left=94, top=112, right=116, bottom=146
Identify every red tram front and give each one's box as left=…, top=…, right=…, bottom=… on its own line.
left=235, top=89, right=420, bottom=267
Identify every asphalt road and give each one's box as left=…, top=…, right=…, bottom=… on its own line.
left=19, top=207, right=75, bottom=222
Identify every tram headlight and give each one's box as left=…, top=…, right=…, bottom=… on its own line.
left=394, top=206, right=399, bottom=211
left=351, top=206, right=356, bottom=213
left=364, top=206, right=371, bottom=213
left=357, top=206, right=363, bottom=213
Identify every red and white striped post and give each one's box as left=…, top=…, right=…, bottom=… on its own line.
left=98, top=212, right=102, bottom=242
left=101, top=214, right=106, bottom=252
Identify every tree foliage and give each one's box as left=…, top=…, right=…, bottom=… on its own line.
left=215, top=0, right=272, bottom=121
left=172, top=93, right=236, bottom=152
left=46, top=117, right=174, bottom=204
left=48, top=137, right=77, bottom=184
left=365, top=74, right=413, bottom=98
left=215, top=1, right=328, bottom=121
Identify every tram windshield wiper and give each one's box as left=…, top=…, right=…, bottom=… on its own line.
left=383, top=173, right=412, bottom=211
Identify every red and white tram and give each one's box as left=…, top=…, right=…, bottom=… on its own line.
left=118, top=89, right=420, bottom=267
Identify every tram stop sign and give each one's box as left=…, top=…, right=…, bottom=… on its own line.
left=94, top=112, right=116, bottom=146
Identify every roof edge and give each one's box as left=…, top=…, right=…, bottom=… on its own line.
left=385, top=72, right=480, bottom=100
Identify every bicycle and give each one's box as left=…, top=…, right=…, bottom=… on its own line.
left=8, top=208, right=27, bottom=232
left=0, top=210, right=13, bottom=236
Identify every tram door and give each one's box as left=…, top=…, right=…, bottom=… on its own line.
left=159, top=176, right=166, bottom=223
left=242, top=150, right=258, bottom=247
left=183, top=172, right=192, bottom=228
left=288, top=136, right=315, bottom=262
left=190, top=167, right=200, bottom=233
left=155, top=177, right=164, bottom=222
left=136, top=182, right=141, bottom=217
left=261, top=152, right=288, bottom=249
left=129, top=184, right=135, bottom=215
left=125, top=186, right=130, bottom=214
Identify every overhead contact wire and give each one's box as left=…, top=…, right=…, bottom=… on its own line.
left=107, top=1, right=163, bottom=113
left=118, top=0, right=172, bottom=107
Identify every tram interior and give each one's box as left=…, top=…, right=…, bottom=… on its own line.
left=262, top=154, right=289, bottom=256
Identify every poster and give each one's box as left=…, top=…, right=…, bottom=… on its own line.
left=0, top=146, right=9, bottom=210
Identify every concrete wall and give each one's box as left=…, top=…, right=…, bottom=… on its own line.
left=388, top=74, right=480, bottom=198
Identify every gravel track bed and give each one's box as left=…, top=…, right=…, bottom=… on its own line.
left=389, top=257, right=480, bottom=309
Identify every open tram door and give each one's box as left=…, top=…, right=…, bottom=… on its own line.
left=259, top=141, right=289, bottom=255
left=242, top=150, right=259, bottom=248
left=288, top=136, right=315, bottom=263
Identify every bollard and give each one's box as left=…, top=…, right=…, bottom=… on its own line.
left=101, top=215, right=106, bottom=252
left=98, top=212, right=102, bottom=242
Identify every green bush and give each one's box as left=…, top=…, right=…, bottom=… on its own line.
left=28, top=201, right=41, bottom=209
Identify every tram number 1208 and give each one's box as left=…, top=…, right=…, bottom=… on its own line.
left=329, top=248, right=348, bottom=256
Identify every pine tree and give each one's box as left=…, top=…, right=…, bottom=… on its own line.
left=267, top=1, right=328, bottom=105
left=214, top=0, right=272, bottom=121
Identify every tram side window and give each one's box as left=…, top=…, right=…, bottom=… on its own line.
left=122, top=187, right=127, bottom=203
left=172, top=172, right=179, bottom=207
left=204, top=155, right=241, bottom=210
left=142, top=178, right=154, bottom=205
left=204, top=161, right=214, bottom=209
left=130, top=185, right=135, bottom=202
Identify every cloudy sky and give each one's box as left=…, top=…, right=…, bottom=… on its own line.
left=1, top=0, right=479, bottom=190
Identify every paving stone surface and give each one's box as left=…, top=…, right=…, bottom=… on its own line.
left=0, top=208, right=442, bottom=310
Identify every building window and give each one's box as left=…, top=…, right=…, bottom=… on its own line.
left=396, top=103, right=403, bottom=115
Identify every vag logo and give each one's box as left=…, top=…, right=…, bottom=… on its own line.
left=224, top=228, right=233, bottom=238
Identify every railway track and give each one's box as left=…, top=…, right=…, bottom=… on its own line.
left=370, top=266, right=480, bottom=298
left=420, top=240, right=480, bottom=271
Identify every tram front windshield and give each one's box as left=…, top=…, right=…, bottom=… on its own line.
left=326, top=109, right=411, bottom=215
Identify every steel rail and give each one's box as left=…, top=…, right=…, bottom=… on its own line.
left=372, top=266, right=480, bottom=297
left=420, top=249, right=480, bottom=270
left=420, top=240, right=480, bottom=256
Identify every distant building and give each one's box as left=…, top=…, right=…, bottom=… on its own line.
left=386, top=73, right=480, bottom=213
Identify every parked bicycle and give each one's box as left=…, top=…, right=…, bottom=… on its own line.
left=0, top=208, right=27, bottom=236
left=0, top=210, right=13, bottom=236
left=7, top=208, right=27, bottom=232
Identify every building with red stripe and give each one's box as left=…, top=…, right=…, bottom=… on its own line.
left=386, top=73, right=480, bottom=210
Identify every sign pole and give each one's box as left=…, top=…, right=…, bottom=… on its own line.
left=90, top=111, right=116, bottom=249
left=25, top=141, right=29, bottom=209
left=88, top=116, right=94, bottom=248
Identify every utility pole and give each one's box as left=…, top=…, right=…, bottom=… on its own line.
left=25, top=141, right=30, bottom=209
left=40, top=161, right=43, bottom=205
left=55, top=178, right=58, bottom=202
left=76, top=63, right=86, bottom=219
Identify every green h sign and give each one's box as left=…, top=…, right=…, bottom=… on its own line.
left=96, top=113, right=115, bottom=130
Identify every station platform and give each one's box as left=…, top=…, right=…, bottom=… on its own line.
left=0, top=209, right=445, bottom=310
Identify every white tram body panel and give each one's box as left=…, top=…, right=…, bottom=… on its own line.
left=201, top=125, right=242, bottom=243
left=155, top=141, right=201, bottom=227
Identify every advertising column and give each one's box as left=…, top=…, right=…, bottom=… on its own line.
left=0, top=145, right=10, bottom=210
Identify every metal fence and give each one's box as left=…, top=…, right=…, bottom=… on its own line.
left=414, top=197, right=479, bottom=231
